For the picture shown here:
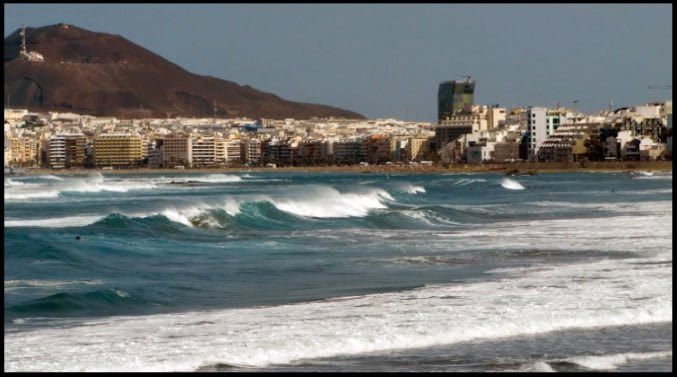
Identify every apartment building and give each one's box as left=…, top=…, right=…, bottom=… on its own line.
left=241, top=139, right=262, bottom=165
left=48, top=133, right=86, bottom=168
left=192, top=136, right=217, bottom=167
left=524, top=107, right=548, bottom=160
left=161, top=135, right=193, bottom=168
left=93, top=133, right=143, bottom=167
left=367, top=134, right=392, bottom=164
left=223, top=139, right=242, bottom=164
left=404, top=137, right=429, bottom=161
left=264, top=139, right=292, bottom=165
left=332, top=138, right=368, bottom=164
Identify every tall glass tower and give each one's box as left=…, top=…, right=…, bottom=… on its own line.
left=437, top=79, right=475, bottom=121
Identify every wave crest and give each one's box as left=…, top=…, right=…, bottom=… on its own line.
left=399, top=183, right=426, bottom=194
left=500, top=178, right=525, bottom=190
left=564, top=351, right=672, bottom=370
left=271, top=186, right=393, bottom=218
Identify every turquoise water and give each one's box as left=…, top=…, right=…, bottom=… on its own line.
left=4, top=171, right=672, bottom=371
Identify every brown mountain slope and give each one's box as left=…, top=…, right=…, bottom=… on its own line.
left=4, top=23, right=365, bottom=119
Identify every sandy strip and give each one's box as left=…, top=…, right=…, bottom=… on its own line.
left=14, top=160, right=673, bottom=176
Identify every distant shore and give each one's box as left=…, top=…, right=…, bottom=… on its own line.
left=17, top=160, right=673, bottom=176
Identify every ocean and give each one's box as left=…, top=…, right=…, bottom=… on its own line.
left=3, top=170, right=672, bottom=372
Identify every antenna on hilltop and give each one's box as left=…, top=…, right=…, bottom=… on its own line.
left=20, top=25, right=27, bottom=54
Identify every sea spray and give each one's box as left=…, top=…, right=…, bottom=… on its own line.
left=399, top=183, right=426, bottom=194
left=270, top=185, right=393, bottom=218
left=500, top=178, right=525, bottom=190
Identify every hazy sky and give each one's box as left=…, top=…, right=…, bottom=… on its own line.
left=4, top=4, right=672, bottom=121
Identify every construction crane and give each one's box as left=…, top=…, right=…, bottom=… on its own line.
left=648, top=85, right=672, bottom=90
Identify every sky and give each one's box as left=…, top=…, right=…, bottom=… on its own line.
left=4, top=4, right=673, bottom=121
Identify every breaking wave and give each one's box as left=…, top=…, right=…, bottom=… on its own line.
left=563, top=351, right=672, bottom=370
left=500, top=177, right=525, bottom=190
left=4, top=254, right=671, bottom=371
left=270, top=186, right=393, bottom=218
left=4, top=173, right=157, bottom=201
left=165, top=174, right=242, bottom=184
left=35, top=175, right=65, bottom=181
left=6, top=288, right=147, bottom=317
left=398, top=183, right=426, bottom=194
left=5, top=215, right=106, bottom=228
left=5, top=185, right=397, bottom=229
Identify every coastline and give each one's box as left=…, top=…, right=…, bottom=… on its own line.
left=17, top=160, right=673, bottom=176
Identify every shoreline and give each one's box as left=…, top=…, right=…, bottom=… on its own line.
left=15, top=160, right=673, bottom=176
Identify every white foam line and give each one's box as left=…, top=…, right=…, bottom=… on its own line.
left=4, top=279, right=105, bottom=291
left=563, top=351, right=673, bottom=370
left=4, top=246, right=671, bottom=371
left=4, top=215, right=105, bottom=228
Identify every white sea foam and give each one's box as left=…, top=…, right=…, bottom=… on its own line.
left=171, top=174, right=242, bottom=183
left=4, top=279, right=105, bottom=291
left=399, top=183, right=426, bottom=194
left=4, top=178, right=25, bottom=186
left=157, top=205, right=213, bottom=228
left=634, top=175, right=672, bottom=180
left=35, top=174, right=65, bottom=181
left=530, top=200, right=673, bottom=213
left=563, top=351, right=672, bottom=370
left=159, top=209, right=194, bottom=227
left=113, top=289, right=130, bottom=298
left=453, top=178, right=486, bottom=186
left=271, top=186, right=394, bottom=218
left=400, top=209, right=462, bottom=227
left=5, top=205, right=207, bottom=228
left=223, top=198, right=242, bottom=216
left=64, top=174, right=156, bottom=193
left=4, top=215, right=671, bottom=372
left=500, top=177, right=525, bottom=190
left=4, top=173, right=157, bottom=201
left=4, top=215, right=104, bottom=228
left=519, top=361, right=556, bottom=372
left=4, top=197, right=672, bottom=371
left=4, top=190, right=61, bottom=200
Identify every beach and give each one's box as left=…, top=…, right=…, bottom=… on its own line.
left=17, top=160, right=673, bottom=176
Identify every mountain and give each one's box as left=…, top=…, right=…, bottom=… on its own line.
left=4, top=23, right=365, bottom=119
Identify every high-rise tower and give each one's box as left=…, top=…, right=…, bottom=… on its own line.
left=437, top=77, right=475, bottom=121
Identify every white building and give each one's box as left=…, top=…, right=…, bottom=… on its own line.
left=192, top=136, right=216, bottom=167
left=524, top=107, right=548, bottom=160
left=4, top=109, right=29, bottom=122
left=485, top=107, right=506, bottom=130
left=48, top=135, right=67, bottom=169
left=467, top=142, right=495, bottom=164
left=223, top=139, right=242, bottom=163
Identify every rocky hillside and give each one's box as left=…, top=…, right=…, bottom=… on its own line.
left=4, top=23, right=364, bottom=119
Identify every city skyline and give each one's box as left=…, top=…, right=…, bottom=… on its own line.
left=4, top=4, right=673, bottom=121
